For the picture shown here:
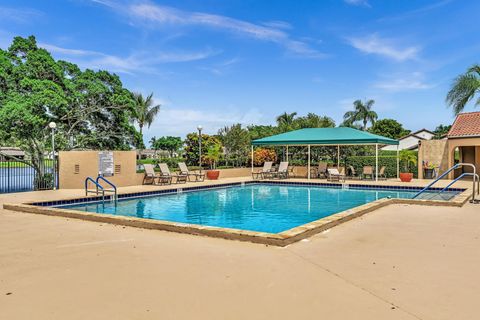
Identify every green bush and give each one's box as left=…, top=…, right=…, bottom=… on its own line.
left=345, top=156, right=418, bottom=178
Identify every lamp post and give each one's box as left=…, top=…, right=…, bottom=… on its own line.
left=197, top=125, right=203, bottom=171
left=48, top=122, right=57, bottom=190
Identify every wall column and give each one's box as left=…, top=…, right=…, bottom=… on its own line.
left=375, top=144, right=378, bottom=182
left=397, top=144, right=400, bottom=180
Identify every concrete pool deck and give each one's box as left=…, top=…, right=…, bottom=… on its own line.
left=1, top=177, right=479, bottom=319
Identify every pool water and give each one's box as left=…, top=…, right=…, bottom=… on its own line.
left=61, top=184, right=459, bottom=233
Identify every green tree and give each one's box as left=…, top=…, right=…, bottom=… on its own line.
left=446, top=64, right=480, bottom=114
left=433, top=124, right=452, bottom=139
left=343, top=99, right=378, bottom=130
left=294, top=113, right=335, bottom=128
left=131, top=92, right=161, bottom=147
left=153, top=136, right=183, bottom=157
left=218, top=124, right=250, bottom=167
left=0, top=35, right=139, bottom=186
left=184, top=133, right=222, bottom=166
left=276, top=112, right=298, bottom=132
left=247, top=125, right=278, bottom=141
left=368, top=119, right=410, bottom=139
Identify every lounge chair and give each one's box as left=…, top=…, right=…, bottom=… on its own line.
left=159, top=163, right=187, bottom=184
left=272, top=161, right=289, bottom=179
left=178, top=162, right=205, bottom=182
left=252, top=161, right=273, bottom=179
left=362, top=166, right=374, bottom=180
left=327, top=168, right=345, bottom=182
left=142, top=164, right=162, bottom=185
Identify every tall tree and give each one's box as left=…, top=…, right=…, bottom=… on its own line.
left=446, top=64, right=480, bottom=114
left=218, top=124, right=250, bottom=167
left=369, top=119, right=410, bottom=139
left=153, top=136, right=183, bottom=157
left=343, top=99, right=378, bottom=130
left=276, top=112, right=298, bottom=131
left=433, top=124, right=452, bottom=139
left=132, top=92, right=161, bottom=147
left=0, top=36, right=139, bottom=185
left=294, top=113, right=335, bottom=128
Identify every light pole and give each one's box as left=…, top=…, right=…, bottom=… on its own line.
left=49, top=122, right=57, bottom=190
left=197, top=125, right=203, bottom=171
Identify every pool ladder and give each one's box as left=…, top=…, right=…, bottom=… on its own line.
left=85, top=176, right=118, bottom=203
left=412, top=163, right=479, bottom=203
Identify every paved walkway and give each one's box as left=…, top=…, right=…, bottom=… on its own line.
left=1, top=179, right=479, bottom=319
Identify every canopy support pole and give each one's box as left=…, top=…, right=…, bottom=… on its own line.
left=307, top=145, right=311, bottom=180
left=337, top=145, right=340, bottom=168
left=286, top=145, right=289, bottom=162
left=375, top=144, right=379, bottom=182
left=251, top=145, right=254, bottom=173
left=396, top=144, right=400, bottom=179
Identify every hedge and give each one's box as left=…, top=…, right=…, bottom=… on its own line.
left=345, top=156, right=418, bottom=178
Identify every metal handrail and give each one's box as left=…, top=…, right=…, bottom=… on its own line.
left=96, top=176, right=117, bottom=201
left=85, top=177, right=105, bottom=201
left=413, top=163, right=478, bottom=203
left=438, top=172, right=479, bottom=195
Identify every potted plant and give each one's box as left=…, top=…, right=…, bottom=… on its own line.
left=423, top=161, right=436, bottom=179
left=399, top=150, right=417, bottom=182
left=204, top=144, right=221, bottom=180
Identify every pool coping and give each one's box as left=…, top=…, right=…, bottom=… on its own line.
left=2, top=180, right=473, bottom=247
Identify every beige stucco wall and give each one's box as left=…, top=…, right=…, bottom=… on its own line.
left=59, top=151, right=137, bottom=189
left=417, top=140, right=449, bottom=179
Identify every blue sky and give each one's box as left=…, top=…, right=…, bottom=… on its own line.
left=1, top=0, right=479, bottom=143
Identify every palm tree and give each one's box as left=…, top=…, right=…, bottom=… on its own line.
left=276, top=112, right=297, bottom=130
left=446, top=64, right=480, bottom=114
left=132, top=92, right=161, bottom=138
left=343, top=99, right=378, bottom=130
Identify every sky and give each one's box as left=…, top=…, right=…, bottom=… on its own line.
left=1, top=0, right=480, bottom=144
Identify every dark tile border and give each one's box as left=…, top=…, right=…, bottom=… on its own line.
left=29, top=180, right=465, bottom=207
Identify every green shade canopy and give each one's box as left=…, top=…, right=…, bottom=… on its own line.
left=252, top=127, right=399, bottom=146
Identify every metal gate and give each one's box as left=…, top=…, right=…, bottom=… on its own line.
left=0, top=152, right=58, bottom=193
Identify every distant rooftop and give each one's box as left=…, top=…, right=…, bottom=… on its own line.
left=448, top=111, right=480, bottom=138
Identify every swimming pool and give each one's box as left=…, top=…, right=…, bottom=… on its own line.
left=60, top=183, right=460, bottom=234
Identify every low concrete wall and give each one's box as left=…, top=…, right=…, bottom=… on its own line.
left=59, top=151, right=138, bottom=189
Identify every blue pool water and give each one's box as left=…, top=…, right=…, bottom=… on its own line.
left=61, top=184, right=459, bottom=233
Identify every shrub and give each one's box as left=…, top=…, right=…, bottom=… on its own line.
left=252, top=148, right=277, bottom=166
left=345, top=155, right=418, bottom=178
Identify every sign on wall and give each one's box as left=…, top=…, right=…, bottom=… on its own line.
left=98, top=151, right=114, bottom=177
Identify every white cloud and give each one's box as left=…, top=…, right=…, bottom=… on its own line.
left=0, top=6, right=43, bottom=23
left=374, top=72, right=434, bottom=92
left=93, top=0, right=326, bottom=59
left=145, top=105, right=264, bottom=139
left=344, top=0, right=371, bottom=7
left=39, top=42, right=218, bottom=74
left=347, top=34, right=419, bottom=61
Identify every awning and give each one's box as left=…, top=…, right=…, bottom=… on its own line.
left=252, top=127, right=399, bottom=146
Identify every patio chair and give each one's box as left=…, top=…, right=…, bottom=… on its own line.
left=252, top=161, right=273, bottom=179
left=178, top=162, right=205, bottom=182
left=159, top=163, right=187, bottom=184
left=327, top=168, right=345, bottom=182
left=311, top=162, right=328, bottom=179
left=378, top=166, right=387, bottom=180
left=142, top=163, right=161, bottom=185
left=347, top=165, right=361, bottom=180
left=362, top=166, right=374, bottom=180
left=272, top=161, right=289, bottom=179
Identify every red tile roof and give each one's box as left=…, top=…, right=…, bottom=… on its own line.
left=448, top=111, right=480, bottom=138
